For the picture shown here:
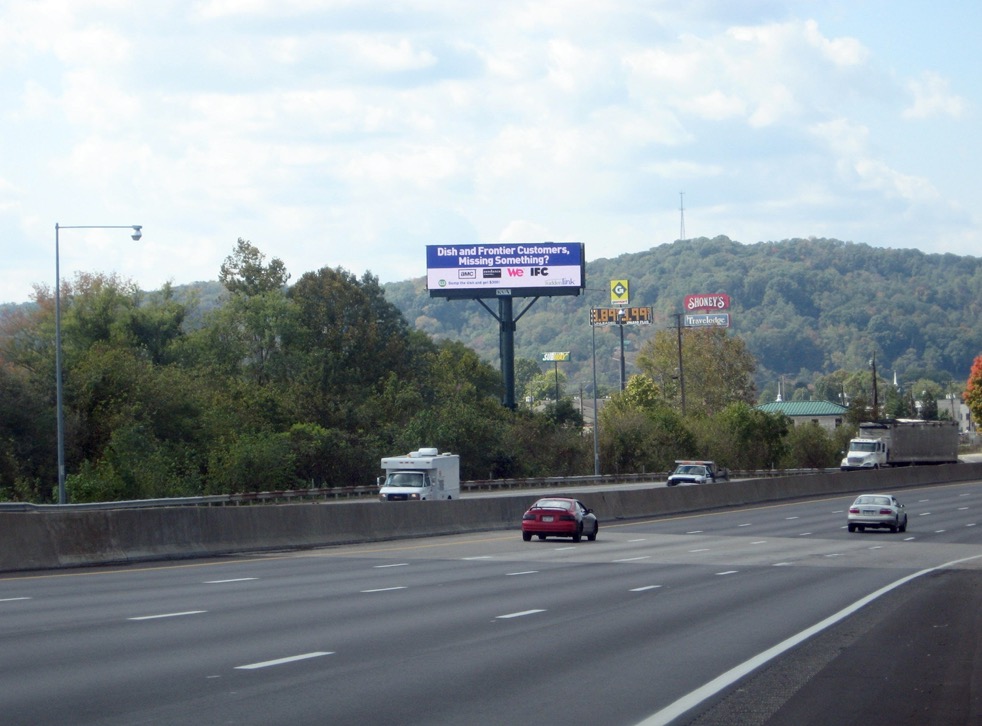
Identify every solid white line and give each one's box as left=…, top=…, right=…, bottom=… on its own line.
left=0, top=597, right=31, bottom=602
left=496, top=609, right=545, bottom=619
left=374, top=563, right=409, bottom=568
left=204, top=578, right=257, bottom=584
left=634, top=552, right=982, bottom=726
left=506, top=571, right=539, bottom=576
left=128, top=610, right=206, bottom=621
left=631, top=586, right=662, bottom=592
left=236, top=652, right=333, bottom=670
left=361, top=586, right=407, bottom=593
left=716, top=571, right=738, bottom=576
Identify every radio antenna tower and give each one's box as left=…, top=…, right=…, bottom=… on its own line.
left=679, top=191, right=686, bottom=240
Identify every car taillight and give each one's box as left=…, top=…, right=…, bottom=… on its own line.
left=879, top=509, right=893, bottom=515
left=559, top=514, right=575, bottom=521
left=523, top=513, right=535, bottom=520
left=849, top=508, right=860, bottom=513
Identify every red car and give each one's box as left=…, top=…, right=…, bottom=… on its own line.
left=522, top=498, right=599, bottom=542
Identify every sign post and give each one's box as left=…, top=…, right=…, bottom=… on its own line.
left=542, top=352, right=571, bottom=402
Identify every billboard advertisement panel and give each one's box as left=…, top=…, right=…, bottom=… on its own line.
left=427, top=243, right=585, bottom=298
left=684, top=313, right=730, bottom=328
left=684, top=293, right=730, bottom=311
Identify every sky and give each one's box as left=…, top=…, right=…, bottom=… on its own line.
left=1, top=0, right=978, bottom=304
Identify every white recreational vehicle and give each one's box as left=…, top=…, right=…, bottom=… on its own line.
left=378, top=448, right=460, bottom=501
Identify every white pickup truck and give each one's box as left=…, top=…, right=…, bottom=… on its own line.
left=666, top=460, right=729, bottom=486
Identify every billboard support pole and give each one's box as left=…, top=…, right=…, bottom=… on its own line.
left=499, top=296, right=516, bottom=409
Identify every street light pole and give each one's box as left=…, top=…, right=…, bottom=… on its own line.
left=54, top=223, right=143, bottom=504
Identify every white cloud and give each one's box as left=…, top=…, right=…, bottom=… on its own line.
left=904, top=71, right=965, bottom=119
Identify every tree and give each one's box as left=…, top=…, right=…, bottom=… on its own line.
left=965, top=355, right=982, bottom=428
left=219, top=238, right=290, bottom=296
left=636, top=327, right=757, bottom=417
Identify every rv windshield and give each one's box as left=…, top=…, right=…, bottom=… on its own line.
left=851, top=442, right=878, bottom=452
left=387, top=472, right=427, bottom=488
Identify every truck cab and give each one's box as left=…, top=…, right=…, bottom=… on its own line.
left=840, top=438, right=887, bottom=470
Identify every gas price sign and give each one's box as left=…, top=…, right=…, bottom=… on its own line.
left=590, top=307, right=652, bottom=326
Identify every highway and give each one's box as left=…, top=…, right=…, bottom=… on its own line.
left=2, top=480, right=981, bottom=725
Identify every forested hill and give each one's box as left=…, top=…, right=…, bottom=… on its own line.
left=382, top=236, right=982, bottom=394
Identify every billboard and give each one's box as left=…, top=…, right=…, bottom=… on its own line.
left=427, top=243, right=585, bottom=299
left=684, top=293, right=730, bottom=311
left=684, top=313, right=730, bottom=328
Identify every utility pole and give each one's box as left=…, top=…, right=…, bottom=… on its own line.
left=675, top=313, right=686, bottom=416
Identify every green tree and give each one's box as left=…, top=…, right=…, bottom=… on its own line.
left=219, top=238, right=290, bottom=296
left=636, top=327, right=757, bottom=417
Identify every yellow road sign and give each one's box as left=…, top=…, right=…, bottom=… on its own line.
left=610, top=279, right=629, bottom=306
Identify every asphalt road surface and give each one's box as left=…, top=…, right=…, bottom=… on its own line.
left=2, top=480, right=981, bottom=725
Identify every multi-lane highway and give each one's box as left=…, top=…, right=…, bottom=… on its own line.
left=2, top=480, right=981, bottom=725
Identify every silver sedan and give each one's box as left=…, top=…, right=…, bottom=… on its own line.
left=847, top=493, right=908, bottom=533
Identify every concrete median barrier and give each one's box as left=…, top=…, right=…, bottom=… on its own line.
left=2, top=463, right=980, bottom=573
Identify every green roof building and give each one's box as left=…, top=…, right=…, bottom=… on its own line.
left=756, top=400, right=848, bottom=431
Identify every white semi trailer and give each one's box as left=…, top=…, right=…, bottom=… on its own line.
left=378, top=448, right=460, bottom=501
left=840, top=419, right=959, bottom=470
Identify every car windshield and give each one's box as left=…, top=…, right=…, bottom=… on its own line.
left=386, top=472, right=426, bottom=488
left=855, top=496, right=892, bottom=506
left=532, top=499, right=572, bottom=510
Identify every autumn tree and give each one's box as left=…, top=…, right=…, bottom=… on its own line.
left=965, top=355, right=982, bottom=428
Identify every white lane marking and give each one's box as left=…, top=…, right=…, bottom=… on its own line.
left=128, top=611, right=206, bottom=621
left=374, top=563, right=409, bottom=568
left=462, top=556, right=492, bottom=560
left=935, top=530, right=947, bottom=534
left=496, top=609, right=545, bottom=619
left=635, top=551, right=982, bottom=726
left=958, top=507, right=969, bottom=511
left=614, top=556, right=650, bottom=563
left=716, top=571, right=738, bottom=576
left=751, top=541, right=767, bottom=545
left=738, top=523, right=751, bottom=527
left=869, top=546, right=883, bottom=550
left=204, top=578, right=257, bottom=584
left=554, top=547, right=577, bottom=551
left=967, top=523, right=977, bottom=527
left=506, top=571, right=539, bottom=576
left=798, top=532, right=812, bottom=537
left=785, top=517, right=799, bottom=520
left=631, top=586, right=662, bottom=592
left=686, top=531, right=703, bottom=534
left=361, top=587, right=407, bottom=593
left=772, top=562, right=793, bottom=567
left=629, top=538, right=647, bottom=542
left=689, top=549, right=710, bottom=553
left=919, top=512, right=932, bottom=516
left=236, top=652, right=333, bottom=670
left=0, top=597, right=32, bottom=602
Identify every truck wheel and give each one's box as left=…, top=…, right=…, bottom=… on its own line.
left=522, top=532, right=532, bottom=542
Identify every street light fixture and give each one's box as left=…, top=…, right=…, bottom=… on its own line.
left=54, top=223, right=143, bottom=505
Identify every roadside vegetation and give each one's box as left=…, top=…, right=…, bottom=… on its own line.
left=0, top=239, right=976, bottom=503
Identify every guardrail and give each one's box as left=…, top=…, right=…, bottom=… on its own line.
left=0, top=468, right=829, bottom=512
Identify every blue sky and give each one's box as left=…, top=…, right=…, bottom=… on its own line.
left=1, top=0, right=977, bottom=304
